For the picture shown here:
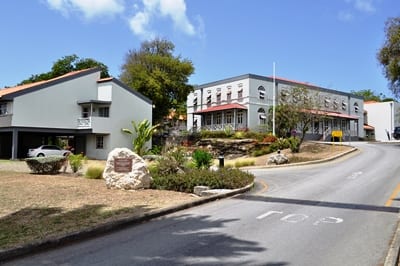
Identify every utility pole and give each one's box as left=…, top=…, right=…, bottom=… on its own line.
left=272, top=62, right=276, bottom=136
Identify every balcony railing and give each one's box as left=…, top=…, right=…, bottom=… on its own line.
left=77, top=117, right=91, bottom=129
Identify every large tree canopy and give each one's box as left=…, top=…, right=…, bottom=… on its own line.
left=120, top=38, right=195, bottom=124
left=377, top=17, right=400, bottom=98
left=19, top=54, right=109, bottom=85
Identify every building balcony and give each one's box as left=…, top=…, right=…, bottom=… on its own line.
left=0, top=114, right=12, bottom=127
left=77, top=116, right=111, bottom=133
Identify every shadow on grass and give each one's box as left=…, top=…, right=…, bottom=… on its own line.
left=0, top=204, right=154, bottom=252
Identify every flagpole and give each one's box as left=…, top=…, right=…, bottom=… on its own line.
left=272, top=62, right=276, bottom=136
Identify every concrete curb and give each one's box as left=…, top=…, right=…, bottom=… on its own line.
left=0, top=183, right=254, bottom=262
left=385, top=217, right=400, bottom=266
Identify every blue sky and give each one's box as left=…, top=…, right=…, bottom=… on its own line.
left=1, top=0, right=399, bottom=98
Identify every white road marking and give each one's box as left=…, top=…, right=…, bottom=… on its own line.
left=256, top=210, right=283, bottom=220
left=347, top=171, right=363, bottom=180
left=313, top=216, right=344, bottom=225
left=280, top=214, right=309, bottom=223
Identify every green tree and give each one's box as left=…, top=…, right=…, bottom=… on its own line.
left=269, top=87, right=321, bottom=151
left=120, top=38, right=195, bottom=124
left=19, top=54, right=110, bottom=85
left=350, top=89, right=382, bottom=102
left=122, top=119, right=159, bottom=156
left=377, top=17, right=400, bottom=98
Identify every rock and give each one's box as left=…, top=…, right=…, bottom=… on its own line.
left=103, top=148, right=152, bottom=190
left=267, top=153, right=289, bottom=165
left=194, top=186, right=210, bottom=196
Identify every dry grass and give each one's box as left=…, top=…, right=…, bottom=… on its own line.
left=0, top=171, right=197, bottom=250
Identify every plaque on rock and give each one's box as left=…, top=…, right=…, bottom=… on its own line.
left=114, top=158, right=133, bottom=173
left=103, top=148, right=152, bottom=190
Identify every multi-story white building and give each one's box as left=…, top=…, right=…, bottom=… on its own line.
left=187, top=74, right=364, bottom=140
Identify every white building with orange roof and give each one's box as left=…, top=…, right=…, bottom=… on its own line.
left=0, top=68, right=152, bottom=159
left=187, top=74, right=364, bottom=141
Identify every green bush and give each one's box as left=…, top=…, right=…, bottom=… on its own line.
left=288, top=136, right=301, bottom=153
left=85, top=165, right=104, bottom=179
left=151, top=168, right=255, bottom=193
left=192, top=149, right=213, bottom=169
left=25, top=156, right=67, bottom=174
left=252, top=147, right=271, bottom=157
left=149, top=147, right=189, bottom=176
left=68, top=153, right=87, bottom=173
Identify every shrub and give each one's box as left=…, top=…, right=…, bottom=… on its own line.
left=25, top=156, right=67, bottom=174
left=252, top=147, right=271, bottom=157
left=151, top=168, right=255, bottom=193
left=288, top=136, right=301, bottom=153
left=68, top=153, right=87, bottom=173
left=192, top=149, right=213, bottom=169
left=149, top=147, right=189, bottom=176
left=85, top=165, right=104, bottom=179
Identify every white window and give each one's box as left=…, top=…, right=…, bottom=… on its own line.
left=207, top=95, right=212, bottom=107
left=205, top=114, right=212, bottom=125
left=98, top=107, right=109, bottom=117
left=258, top=108, right=266, bottom=124
left=342, top=101, right=347, bottom=110
left=258, top=86, right=265, bottom=100
left=215, top=113, right=222, bottom=124
left=227, top=91, right=232, bottom=103
left=238, top=89, right=243, bottom=101
left=216, top=91, right=221, bottom=104
left=82, top=107, right=89, bottom=118
left=0, top=103, right=7, bottom=115
left=226, top=112, right=232, bottom=124
left=96, top=135, right=104, bottom=149
left=354, top=102, right=359, bottom=113
left=237, top=111, right=243, bottom=124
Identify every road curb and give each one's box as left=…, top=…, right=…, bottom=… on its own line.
left=385, top=216, right=400, bottom=266
left=0, top=183, right=254, bottom=262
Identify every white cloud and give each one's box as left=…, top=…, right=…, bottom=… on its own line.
left=129, top=11, right=155, bottom=40
left=128, top=0, right=197, bottom=39
left=338, top=10, right=354, bottom=22
left=353, top=0, right=376, bottom=13
left=45, top=0, right=202, bottom=40
left=46, top=0, right=125, bottom=19
left=338, top=0, right=376, bottom=22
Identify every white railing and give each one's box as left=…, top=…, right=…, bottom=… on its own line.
left=77, top=117, right=91, bottom=129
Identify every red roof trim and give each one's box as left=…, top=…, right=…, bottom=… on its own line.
left=305, top=109, right=359, bottom=120
left=194, top=103, right=247, bottom=114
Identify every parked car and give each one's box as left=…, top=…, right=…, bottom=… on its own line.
left=27, top=145, right=70, bottom=157
left=394, top=127, right=400, bottom=140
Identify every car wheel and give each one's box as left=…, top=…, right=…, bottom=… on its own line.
left=37, top=153, right=45, bottom=157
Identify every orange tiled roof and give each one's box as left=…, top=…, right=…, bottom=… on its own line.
left=0, top=68, right=97, bottom=98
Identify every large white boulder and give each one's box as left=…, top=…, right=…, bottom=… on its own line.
left=103, top=148, right=152, bottom=190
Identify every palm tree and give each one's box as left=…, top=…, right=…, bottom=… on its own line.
left=122, top=119, right=159, bottom=156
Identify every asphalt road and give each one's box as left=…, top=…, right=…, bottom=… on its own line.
left=5, top=142, right=400, bottom=266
